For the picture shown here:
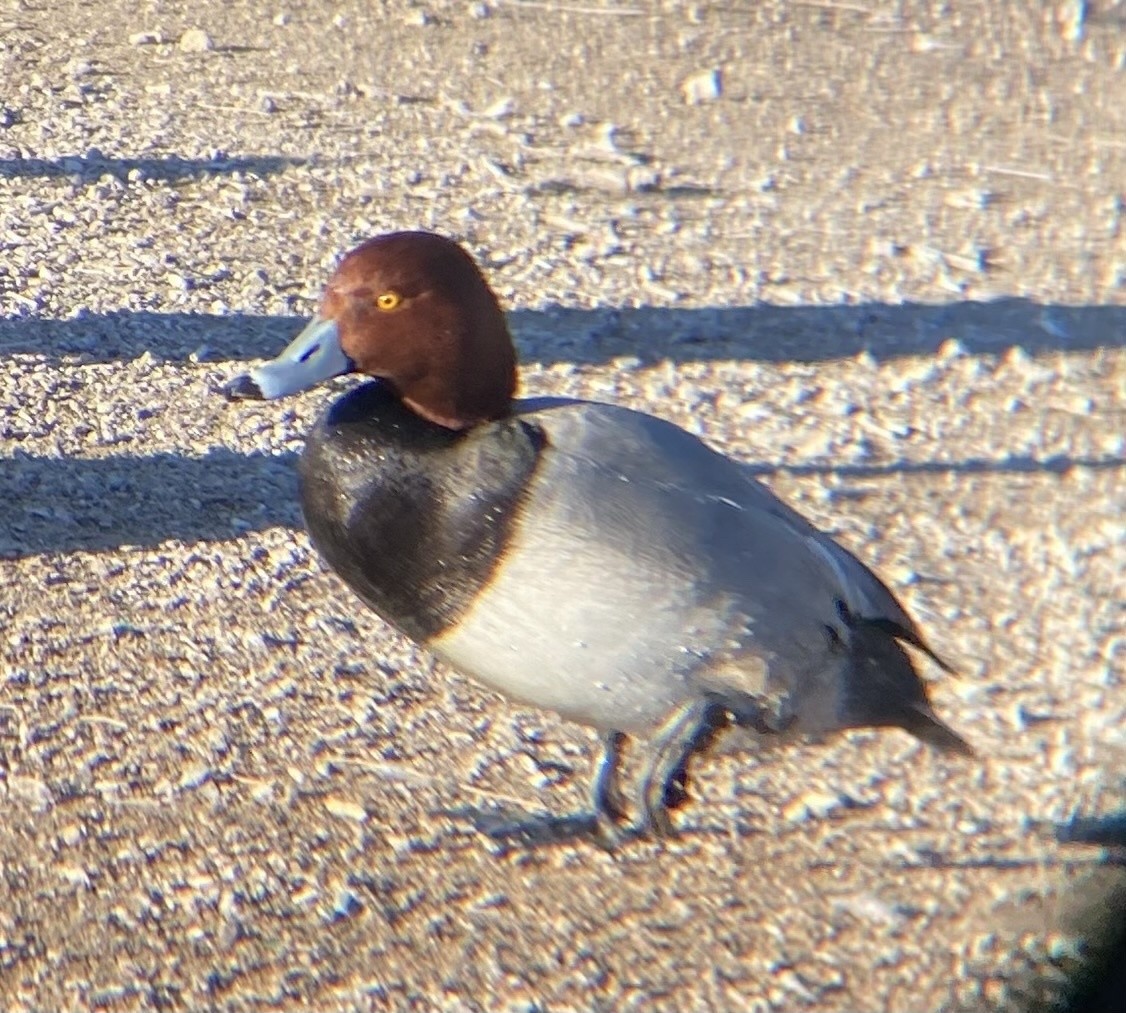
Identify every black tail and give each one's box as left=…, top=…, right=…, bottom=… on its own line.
left=896, top=702, right=975, bottom=757
left=845, top=619, right=974, bottom=756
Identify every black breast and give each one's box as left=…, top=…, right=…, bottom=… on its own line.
left=298, top=382, right=545, bottom=643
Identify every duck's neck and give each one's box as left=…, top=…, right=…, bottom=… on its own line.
left=320, top=380, right=471, bottom=449
left=393, top=317, right=518, bottom=430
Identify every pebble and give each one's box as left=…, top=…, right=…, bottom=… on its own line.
left=1001, top=345, right=1032, bottom=369
left=324, top=796, right=368, bottom=823
left=1059, top=0, right=1087, bottom=42
left=936, top=337, right=966, bottom=360
left=594, top=122, right=621, bottom=152
left=482, top=97, right=515, bottom=120
left=682, top=68, right=722, bottom=105
left=59, top=865, right=91, bottom=889
left=179, top=763, right=212, bottom=790
left=783, top=788, right=847, bottom=823
left=329, top=888, right=363, bottom=921
left=832, top=893, right=904, bottom=926
left=178, top=28, right=214, bottom=53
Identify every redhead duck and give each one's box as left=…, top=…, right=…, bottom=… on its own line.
left=222, top=231, right=971, bottom=844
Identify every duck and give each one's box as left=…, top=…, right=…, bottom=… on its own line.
left=221, top=230, right=972, bottom=845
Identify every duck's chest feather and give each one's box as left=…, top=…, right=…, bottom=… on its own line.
left=298, top=383, right=545, bottom=643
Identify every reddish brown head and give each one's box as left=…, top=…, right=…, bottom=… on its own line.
left=223, top=232, right=518, bottom=430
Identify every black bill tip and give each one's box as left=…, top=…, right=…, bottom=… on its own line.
left=219, top=373, right=264, bottom=401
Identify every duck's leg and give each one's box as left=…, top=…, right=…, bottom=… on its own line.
left=591, top=730, right=630, bottom=848
left=639, top=691, right=799, bottom=839
left=640, top=697, right=730, bottom=839
left=593, top=731, right=628, bottom=820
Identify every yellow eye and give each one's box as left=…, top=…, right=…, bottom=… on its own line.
left=376, top=291, right=402, bottom=311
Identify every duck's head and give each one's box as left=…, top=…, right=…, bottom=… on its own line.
left=222, top=231, right=518, bottom=430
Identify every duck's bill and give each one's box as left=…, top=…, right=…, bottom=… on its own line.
left=221, top=316, right=354, bottom=400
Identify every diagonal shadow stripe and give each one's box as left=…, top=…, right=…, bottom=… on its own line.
left=0, top=153, right=307, bottom=183
left=0, top=449, right=300, bottom=558
left=746, top=453, right=1126, bottom=481
left=0, top=298, right=1123, bottom=367
left=0, top=446, right=1119, bottom=559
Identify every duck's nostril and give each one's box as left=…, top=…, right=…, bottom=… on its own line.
left=220, top=373, right=264, bottom=401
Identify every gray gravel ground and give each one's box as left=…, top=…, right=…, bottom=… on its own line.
left=1, top=1, right=1124, bottom=1010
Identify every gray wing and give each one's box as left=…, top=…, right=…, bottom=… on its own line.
left=524, top=399, right=955, bottom=685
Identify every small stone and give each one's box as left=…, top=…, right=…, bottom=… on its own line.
left=783, top=789, right=846, bottom=823
left=179, top=28, right=214, bottom=53
left=179, top=763, right=212, bottom=790
left=404, top=9, right=435, bottom=26
left=1047, top=933, right=1083, bottom=961
left=482, top=96, right=515, bottom=119
left=291, top=883, right=320, bottom=907
left=329, top=889, right=362, bottom=921
left=128, top=31, right=162, bottom=46
left=936, top=337, right=966, bottom=360
left=595, top=122, right=621, bottom=152
left=1001, top=345, right=1031, bottom=368
left=60, top=865, right=91, bottom=889
left=682, top=68, right=722, bottom=105
left=889, top=563, right=919, bottom=586
left=1060, top=0, right=1086, bottom=42
left=324, top=796, right=368, bottom=823
left=468, top=1, right=490, bottom=17
left=273, top=12, right=291, bottom=26
left=623, top=165, right=658, bottom=192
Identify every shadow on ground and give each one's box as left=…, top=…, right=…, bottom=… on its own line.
left=0, top=298, right=1123, bottom=557
left=0, top=449, right=300, bottom=558
left=1, top=446, right=1122, bottom=559
left=0, top=152, right=306, bottom=183
left=0, top=298, right=1123, bottom=366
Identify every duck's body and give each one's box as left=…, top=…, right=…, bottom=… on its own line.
left=301, top=381, right=965, bottom=749
left=223, top=230, right=971, bottom=843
